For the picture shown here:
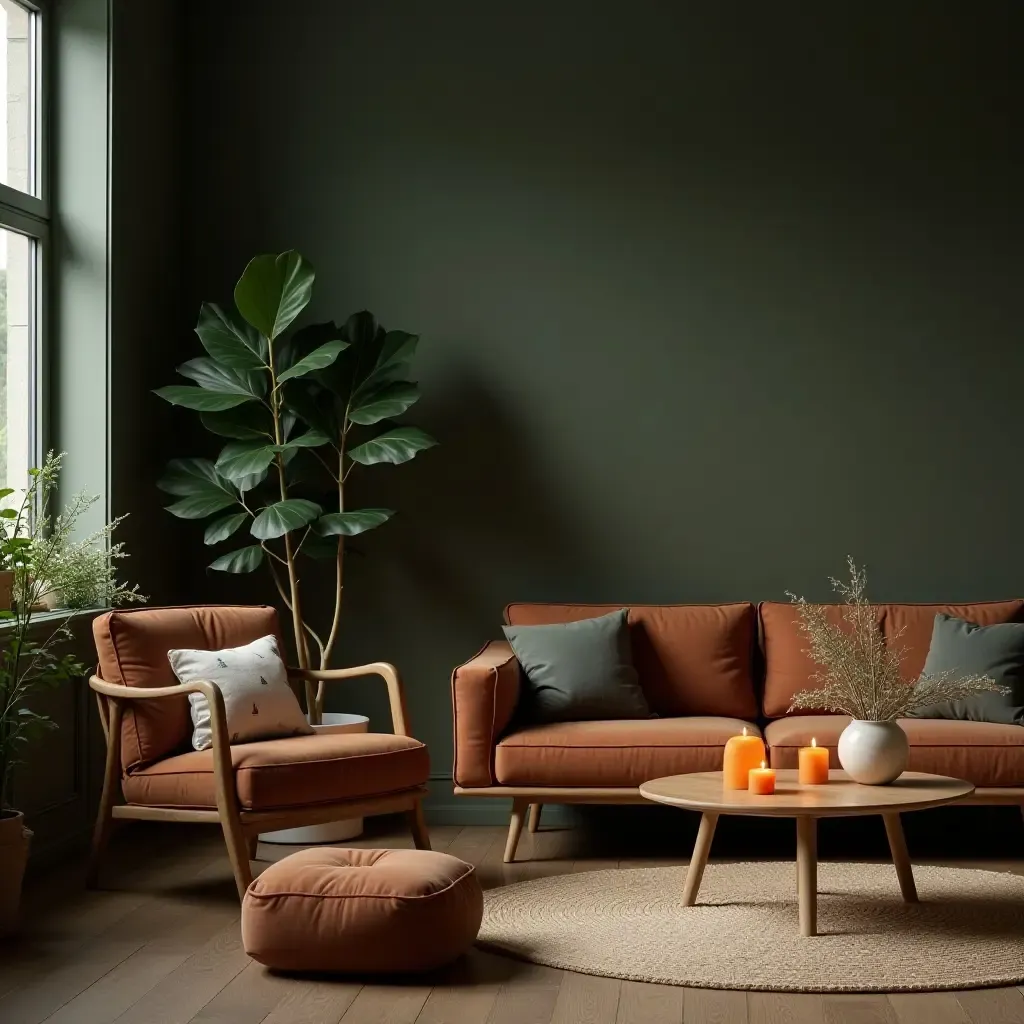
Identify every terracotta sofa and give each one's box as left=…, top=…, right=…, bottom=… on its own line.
left=451, top=601, right=1024, bottom=861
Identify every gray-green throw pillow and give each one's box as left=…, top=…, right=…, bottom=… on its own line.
left=909, top=613, right=1024, bottom=725
left=502, top=609, right=650, bottom=724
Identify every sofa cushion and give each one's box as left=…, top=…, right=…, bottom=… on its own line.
left=242, top=848, right=483, bottom=973
left=765, top=715, right=1024, bottom=787
left=910, top=614, right=1024, bottom=725
left=121, top=726, right=429, bottom=810
left=503, top=609, right=650, bottom=724
left=759, top=600, right=1024, bottom=718
left=94, top=605, right=285, bottom=771
left=505, top=603, right=757, bottom=719
left=494, top=716, right=758, bottom=787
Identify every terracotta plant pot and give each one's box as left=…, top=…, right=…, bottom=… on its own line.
left=0, top=809, right=32, bottom=936
left=0, top=569, right=14, bottom=611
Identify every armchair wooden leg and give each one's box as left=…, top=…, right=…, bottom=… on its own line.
left=246, top=835, right=259, bottom=861
left=87, top=701, right=123, bottom=888
left=220, top=810, right=254, bottom=899
left=527, top=803, right=542, bottom=833
left=408, top=800, right=431, bottom=850
left=504, top=798, right=528, bottom=863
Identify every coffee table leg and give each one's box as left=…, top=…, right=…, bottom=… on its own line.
left=682, top=811, right=718, bottom=906
left=796, top=816, right=817, bottom=937
left=883, top=812, right=919, bottom=903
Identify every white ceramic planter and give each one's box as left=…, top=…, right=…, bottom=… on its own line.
left=259, top=713, right=369, bottom=845
left=837, top=720, right=909, bottom=785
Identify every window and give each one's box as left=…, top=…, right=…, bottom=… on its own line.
left=0, top=0, right=44, bottom=494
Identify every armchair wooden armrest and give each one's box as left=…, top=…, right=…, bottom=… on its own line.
left=88, top=673, right=244, bottom=887
left=288, top=663, right=409, bottom=736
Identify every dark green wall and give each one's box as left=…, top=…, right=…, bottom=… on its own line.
left=180, top=1, right=1023, bottom=819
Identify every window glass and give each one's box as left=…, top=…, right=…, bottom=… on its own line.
left=0, top=0, right=33, bottom=196
left=0, top=226, right=31, bottom=492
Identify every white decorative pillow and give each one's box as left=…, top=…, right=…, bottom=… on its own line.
left=167, top=634, right=313, bottom=751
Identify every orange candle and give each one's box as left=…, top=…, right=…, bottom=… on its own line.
left=748, top=761, right=776, bottom=795
left=798, top=737, right=829, bottom=785
left=723, top=726, right=766, bottom=790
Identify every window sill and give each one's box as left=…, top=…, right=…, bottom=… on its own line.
left=0, top=607, right=104, bottom=631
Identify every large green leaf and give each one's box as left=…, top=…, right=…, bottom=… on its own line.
left=375, top=331, right=418, bottom=372
left=195, top=303, right=267, bottom=369
left=277, top=339, right=349, bottom=383
left=279, top=429, right=330, bottom=450
left=298, top=532, right=339, bottom=560
left=316, top=509, right=394, bottom=536
left=234, top=251, right=314, bottom=341
left=208, top=545, right=265, bottom=573
left=348, top=381, right=420, bottom=426
left=347, top=426, right=438, bottom=466
left=154, top=386, right=254, bottom=412
left=165, top=493, right=238, bottom=519
left=277, top=321, right=340, bottom=375
left=285, top=382, right=339, bottom=440
left=250, top=499, right=322, bottom=540
left=201, top=405, right=273, bottom=441
left=177, top=357, right=266, bottom=400
left=157, top=458, right=236, bottom=498
left=203, top=512, right=249, bottom=545
left=216, top=441, right=277, bottom=482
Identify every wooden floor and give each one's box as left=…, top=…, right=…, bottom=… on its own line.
left=1, top=819, right=1023, bottom=1024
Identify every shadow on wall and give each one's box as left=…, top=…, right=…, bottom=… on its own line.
left=349, top=360, right=607, bottom=641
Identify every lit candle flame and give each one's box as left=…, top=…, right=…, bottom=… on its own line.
left=811, top=737, right=817, bottom=748
left=742, top=726, right=748, bottom=736
left=760, top=760, right=766, bottom=770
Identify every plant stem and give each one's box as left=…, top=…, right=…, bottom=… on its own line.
left=266, top=339, right=309, bottom=678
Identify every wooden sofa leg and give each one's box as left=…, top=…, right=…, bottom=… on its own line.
left=527, top=803, right=542, bottom=833
left=221, top=811, right=254, bottom=899
left=87, top=701, right=123, bottom=888
left=505, top=798, right=528, bottom=863
left=408, top=800, right=431, bottom=850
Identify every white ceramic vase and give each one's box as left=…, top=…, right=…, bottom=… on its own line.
left=837, top=720, right=909, bottom=785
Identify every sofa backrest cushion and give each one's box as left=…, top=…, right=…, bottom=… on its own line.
left=94, top=604, right=284, bottom=772
left=504, top=603, right=758, bottom=718
left=760, top=599, right=1024, bottom=718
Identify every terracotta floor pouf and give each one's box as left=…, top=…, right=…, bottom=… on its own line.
left=241, top=847, right=483, bottom=973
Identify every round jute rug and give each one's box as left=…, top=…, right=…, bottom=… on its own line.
left=478, top=863, right=1024, bottom=992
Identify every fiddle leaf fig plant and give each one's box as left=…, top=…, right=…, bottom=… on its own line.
left=155, top=252, right=437, bottom=712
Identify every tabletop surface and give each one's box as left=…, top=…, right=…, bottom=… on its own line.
left=639, top=770, right=975, bottom=817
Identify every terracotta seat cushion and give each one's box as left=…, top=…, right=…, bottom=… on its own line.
left=241, top=847, right=483, bottom=973
left=495, top=716, right=759, bottom=787
left=765, top=715, right=1024, bottom=788
left=122, top=726, right=429, bottom=811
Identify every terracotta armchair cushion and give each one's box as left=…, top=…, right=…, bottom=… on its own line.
left=241, top=848, right=483, bottom=973
left=765, top=715, right=1024, bottom=788
left=759, top=600, right=1024, bottom=718
left=93, top=605, right=285, bottom=771
left=495, top=716, right=759, bottom=787
left=505, top=603, right=758, bottom=719
left=121, top=726, right=429, bottom=811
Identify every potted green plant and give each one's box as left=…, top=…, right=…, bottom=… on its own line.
left=155, top=251, right=437, bottom=718
left=0, top=452, right=143, bottom=935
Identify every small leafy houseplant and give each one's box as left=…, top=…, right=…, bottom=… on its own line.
left=155, top=251, right=436, bottom=715
left=0, top=452, right=143, bottom=934
left=788, top=557, right=1004, bottom=783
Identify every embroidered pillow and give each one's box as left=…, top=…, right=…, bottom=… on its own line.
left=167, top=634, right=313, bottom=750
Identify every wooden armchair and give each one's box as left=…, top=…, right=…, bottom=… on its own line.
left=89, top=605, right=430, bottom=898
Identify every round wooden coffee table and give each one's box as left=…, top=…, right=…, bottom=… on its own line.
left=639, top=769, right=974, bottom=936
